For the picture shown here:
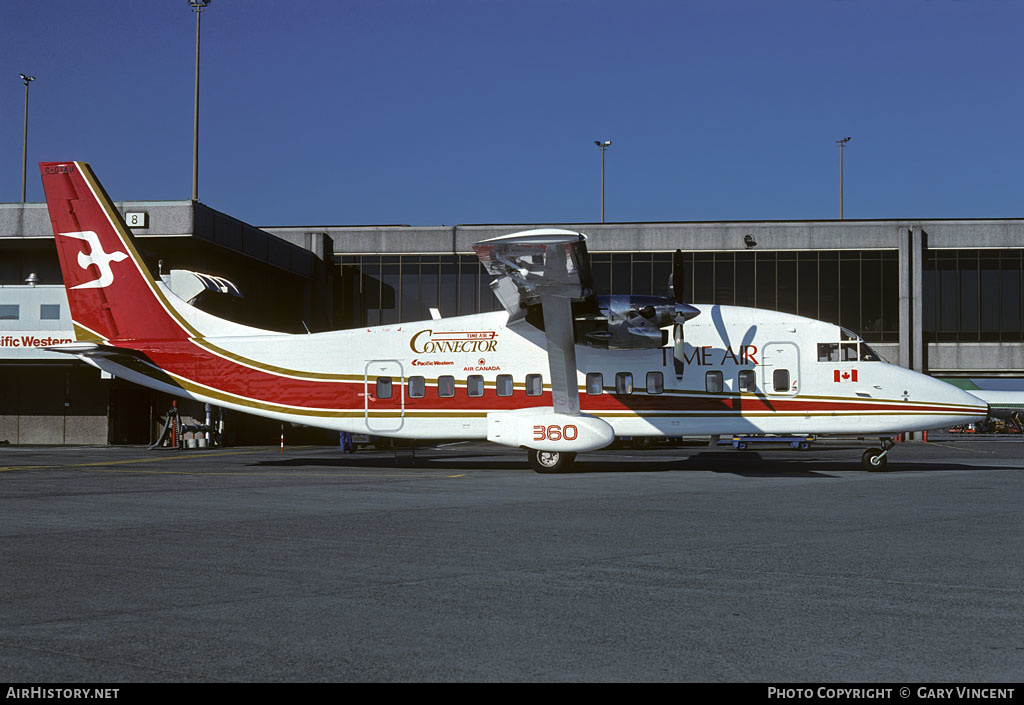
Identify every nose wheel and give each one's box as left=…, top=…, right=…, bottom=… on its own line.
left=528, top=449, right=576, bottom=474
left=861, top=438, right=895, bottom=471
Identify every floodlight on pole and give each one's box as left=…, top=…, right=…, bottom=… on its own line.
left=836, top=136, right=851, bottom=220
left=20, top=73, right=35, bottom=203
left=189, top=0, right=211, bottom=201
left=594, top=140, right=611, bottom=223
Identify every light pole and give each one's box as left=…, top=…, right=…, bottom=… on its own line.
left=189, top=0, right=211, bottom=201
left=836, top=136, right=851, bottom=219
left=594, top=140, right=611, bottom=222
left=20, top=73, right=35, bottom=203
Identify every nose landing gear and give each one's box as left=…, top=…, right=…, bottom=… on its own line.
left=861, top=437, right=896, bottom=471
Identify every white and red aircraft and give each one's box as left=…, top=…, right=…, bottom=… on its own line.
left=39, top=161, right=989, bottom=472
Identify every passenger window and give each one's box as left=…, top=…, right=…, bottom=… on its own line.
left=705, top=370, right=724, bottom=394
left=525, top=374, right=543, bottom=396
left=817, top=343, right=839, bottom=362
left=408, top=376, right=425, bottom=398
left=496, top=374, right=513, bottom=397
left=438, top=375, right=455, bottom=398
left=738, top=369, right=756, bottom=392
left=615, top=372, right=633, bottom=395
left=376, top=376, right=393, bottom=399
left=586, top=373, right=604, bottom=395
left=467, top=375, right=484, bottom=397
left=841, top=343, right=858, bottom=361
left=773, top=369, right=791, bottom=393
left=646, top=371, right=663, bottom=394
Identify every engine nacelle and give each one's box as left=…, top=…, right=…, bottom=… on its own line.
left=581, top=295, right=698, bottom=350
left=487, top=408, right=615, bottom=452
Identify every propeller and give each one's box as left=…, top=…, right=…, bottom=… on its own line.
left=669, top=249, right=698, bottom=377
left=671, top=249, right=684, bottom=303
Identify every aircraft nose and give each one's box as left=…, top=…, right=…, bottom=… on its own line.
left=958, top=389, right=990, bottom=417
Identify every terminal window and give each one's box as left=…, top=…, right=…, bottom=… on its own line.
left=339, top=250, right=900, bottom=344
left=923, top=249, right=1024, bottom=342
left=666, top=250, right=899, bottom=344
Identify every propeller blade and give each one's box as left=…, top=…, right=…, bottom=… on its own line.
left=671, top=249, right=684, bottom=304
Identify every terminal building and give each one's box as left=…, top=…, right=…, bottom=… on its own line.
left=3, top=197, right=1023, bottom=444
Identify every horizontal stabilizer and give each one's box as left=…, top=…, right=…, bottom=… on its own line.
left=42, top=342, right=149, bottom=360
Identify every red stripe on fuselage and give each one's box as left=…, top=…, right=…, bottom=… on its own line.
left=125, top=338, right=985, bottom=417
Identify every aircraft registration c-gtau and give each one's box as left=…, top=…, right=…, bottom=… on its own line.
left=39, top=161, right=990, bottom=472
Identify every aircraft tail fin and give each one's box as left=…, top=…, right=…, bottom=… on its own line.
left=39, top=162, right=189, bottom=343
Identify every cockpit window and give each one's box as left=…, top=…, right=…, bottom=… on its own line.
left=840, top=328, right=858, bottom=341
left=819, top=339, right=882, bottom=363
left=860, top=343, right=882, bottom=362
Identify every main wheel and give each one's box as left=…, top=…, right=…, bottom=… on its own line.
left=861, top=447, right=887, bottom=471
left=528, top=449, right=576, bottom=474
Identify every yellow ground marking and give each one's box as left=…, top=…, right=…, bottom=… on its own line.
left=0, top=448, right=267, bottom=473
left=926, top=441, right=994, bottom=454
left=0, top=448, right=469, bottom=477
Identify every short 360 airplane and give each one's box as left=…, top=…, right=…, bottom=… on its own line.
left=39, top=161, right=989, bottom=472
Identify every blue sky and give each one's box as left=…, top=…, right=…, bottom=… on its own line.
left=3, top=1, right=1022, bottom=226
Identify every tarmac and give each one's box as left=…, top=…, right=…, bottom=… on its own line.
left=1, top=438, right=1023, bottom=682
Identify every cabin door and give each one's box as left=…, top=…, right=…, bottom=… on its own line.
left=364, top=359, right=405, bottom=432
left=761, top=341, right=800, bottom=396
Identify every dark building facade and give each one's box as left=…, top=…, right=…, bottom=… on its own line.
left=3, top=203, right=1024, bottom=444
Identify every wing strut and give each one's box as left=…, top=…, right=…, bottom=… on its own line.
left=540, top=284, right=580, bottom=413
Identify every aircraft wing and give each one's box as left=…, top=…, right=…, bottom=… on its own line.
left=472, top=229, right=594, bottom=415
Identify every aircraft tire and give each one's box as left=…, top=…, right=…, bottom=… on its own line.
left=528, top=450, right=576, bottom=474
left=861, top=448, right=888, bottom=472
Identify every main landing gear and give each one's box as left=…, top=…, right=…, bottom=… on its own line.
left=528, top=449, right=577, bottom=474
left=861, top=438, right=896, bottom=472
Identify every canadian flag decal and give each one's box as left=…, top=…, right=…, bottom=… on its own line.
left=834, top=369, right=858, bottom=383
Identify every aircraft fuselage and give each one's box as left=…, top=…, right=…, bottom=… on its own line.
left=94, top=302, right=987, bottom=441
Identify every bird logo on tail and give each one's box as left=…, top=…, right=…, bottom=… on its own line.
left=61, top=230, right=129, bottom=290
